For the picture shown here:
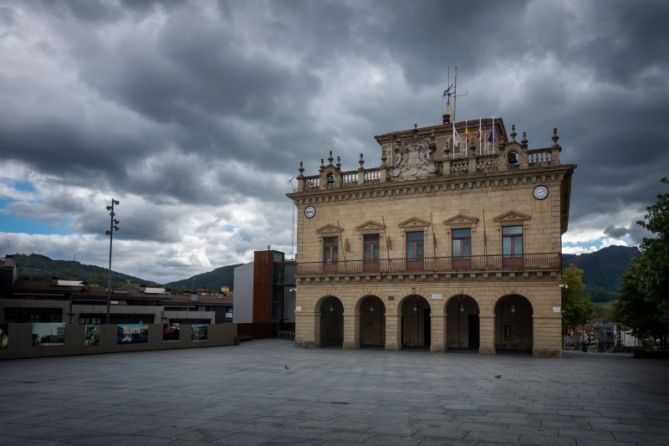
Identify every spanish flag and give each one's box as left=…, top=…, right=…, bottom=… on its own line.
left=464, top=121, right=471, bottom=145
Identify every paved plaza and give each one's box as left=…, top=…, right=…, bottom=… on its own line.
left=0, top=339, right=668, bottom=446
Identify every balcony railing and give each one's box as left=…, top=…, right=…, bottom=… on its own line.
left=296, top=253, right=561, bottom=276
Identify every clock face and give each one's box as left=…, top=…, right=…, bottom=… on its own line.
left=533, top=185, right=549, bottom=200
left=304, top=206, right=316, bottom=219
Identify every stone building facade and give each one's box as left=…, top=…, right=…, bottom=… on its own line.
left=287, top=114, right=575, bottom=356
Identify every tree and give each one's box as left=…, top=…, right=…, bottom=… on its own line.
left=615, top=178, right=669, bottom=351
left=562, top=263, right=594, bottom=333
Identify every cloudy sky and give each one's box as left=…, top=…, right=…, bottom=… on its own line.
left=1, top=0, right=667, bottom=282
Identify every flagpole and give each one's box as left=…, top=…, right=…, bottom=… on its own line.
left=479, top=117, right=482, bottom=156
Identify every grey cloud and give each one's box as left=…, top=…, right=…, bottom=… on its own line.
left=1, top=0, right=669, bottom=280
left=604, top=225, right=629, bottom=239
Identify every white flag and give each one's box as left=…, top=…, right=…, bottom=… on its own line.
left=452, top=121, right=460, bottom=158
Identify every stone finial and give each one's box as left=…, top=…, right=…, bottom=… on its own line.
left=328, top=150, right=334, bottom=165
left=336, top=156, right=341, bottom=170
left=358, top=153, right=365, bottom=169
left=320, top=158, right=325, bottom=169
left=510, top=124, right=517, bottom=142
left=298, top=160, right=304, bottom=177
left=521, top=131, right=528, bottom=148
left=552, top=127, right=560, bottom=147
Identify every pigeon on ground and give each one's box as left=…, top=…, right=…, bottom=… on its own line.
left=495, top=375, right=502, bottom=379
left=284, top=364, right=290, bottom=370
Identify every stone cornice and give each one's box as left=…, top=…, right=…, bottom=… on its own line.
left=493, top=210, right=531, bottom=223
left=444, top=214, right=479, bottom=227
left=355, top=220, right=386, bottom=232
left=316, top=224, right=345, bottom=235
left=398, top=217, right=431, bottom=229
left=296, top=269, right=559, bottom=284
left=288, top=164, right=576, bottom=206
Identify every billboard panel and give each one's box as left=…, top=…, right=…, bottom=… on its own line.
left=163, top=323, right=180, bottom=341
left=32, top=323, right=65, bottom=346
left=191, top=324, right=208, bottom=341
left=116, top=324, right=149, bottom=344
left=84, top=325, right=100, bottom=346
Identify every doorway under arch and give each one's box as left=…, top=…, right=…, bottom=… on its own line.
left=401, top=295, right=431, bottom=349
left=319, top=296, right=343, bottom=347
left=446, top=295, right=480, bottom=351
left=358, top=296, right=385, bottom=347
left=495, top=294, right=533, bottom=352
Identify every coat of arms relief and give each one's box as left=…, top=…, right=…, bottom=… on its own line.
left=390, top=136, right=437, bottom=180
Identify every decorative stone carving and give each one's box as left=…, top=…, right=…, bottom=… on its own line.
left=398, top=217, right=431, bottom=229
left=444, top=214, right=479, bottom=227
left=493, top=210, right=531, bottom=223
left=355, top=220, right=386, bottom=233
left=390, top=135, right=437, bottom=181
left=316, top=224, right=345, bottom=235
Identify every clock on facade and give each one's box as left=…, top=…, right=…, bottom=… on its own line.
left=533, top=185, right=549, bottom=200
left=304, top=206, right=316, bottom=219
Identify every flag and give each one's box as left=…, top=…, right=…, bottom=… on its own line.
left=451, top=121, right=460, bottom=157
left=488, top=117, right=496, bottom=147
left=464, top=121, right=471, bottom=146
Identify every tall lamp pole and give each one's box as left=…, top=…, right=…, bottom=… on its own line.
left=105, top=199, right=120, bottom=324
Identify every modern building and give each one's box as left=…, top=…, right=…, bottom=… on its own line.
left=233, top=250, right=296, bottom=340
left=287, top=109, right=574, bottom=356
left=0, top=270, right=232, bottom=326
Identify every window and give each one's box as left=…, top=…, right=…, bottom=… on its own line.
left=363, top=234, right=380, bottom=272
left=502, top=225, right=523, bottom=267
left=406, top=231, right=424, bottom=271
left=323, top=236, right=338, bottom=272
left=452, top=228, right=472, bottom=269
left=452, top=228, right=471, bottom=258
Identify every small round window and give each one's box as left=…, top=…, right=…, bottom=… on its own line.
left=508, top=150, right=519, bottom=165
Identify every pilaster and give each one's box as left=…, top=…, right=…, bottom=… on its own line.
left=430, top=314, right=445, bottom=352
left=479, top=315, right=495, bottom=354
left=343, top=314, right=360, bottom=349
left=385, top=314, right=401, bottom=351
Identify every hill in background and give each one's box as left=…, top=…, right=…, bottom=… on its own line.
left=167, top=264, right=241, bottom=292
left=7, top=253, right=155, bottom=288
left=562, top=245, right=639, bottom=303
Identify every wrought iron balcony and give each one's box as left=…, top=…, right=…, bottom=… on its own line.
left=295, top=253, right=561, bottom=276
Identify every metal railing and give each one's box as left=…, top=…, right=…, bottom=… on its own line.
left=295, top=253, right=561, bottom=275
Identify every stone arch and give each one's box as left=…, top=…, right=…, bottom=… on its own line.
left=399, top=294, right=431, bottom=349
left=356, top=295, right=385, bottom=347
left=494, top=294, right=533, bottom=353
left=445, top=295, right=480, bottom=351
left=318, top=296, right=344, bottom=347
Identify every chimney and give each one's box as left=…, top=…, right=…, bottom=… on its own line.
left=442, top=100, right=453, bottom=125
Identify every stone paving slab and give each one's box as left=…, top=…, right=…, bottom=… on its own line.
left=0, top=339, right=668, bottom=445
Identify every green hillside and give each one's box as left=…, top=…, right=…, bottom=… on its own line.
left=7, top=253, right=155, bottom=288
left=562, top=245, right=639, bottom=303
left=167, top=264, right=241, bottom=292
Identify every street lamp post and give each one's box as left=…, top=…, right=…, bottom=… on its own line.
left=105, top=199, right=120, bottom=324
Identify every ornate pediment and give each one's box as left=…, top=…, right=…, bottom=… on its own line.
left=316, top=224, right=344, bottom=235
left=493, top=210, right=531, bottom=223
left=355, top=220, right=386, bottom=232
left=389, top=135, right=437, bottom=181
left=444, top=214, right=479, bottom=227
left=398, top=217, right=431, bottom=229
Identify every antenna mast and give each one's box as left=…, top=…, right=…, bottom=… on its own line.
left=453, top=66, right=457, bottom=122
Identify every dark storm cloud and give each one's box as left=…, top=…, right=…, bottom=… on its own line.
left=1, top=0, right=669, bottom=249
